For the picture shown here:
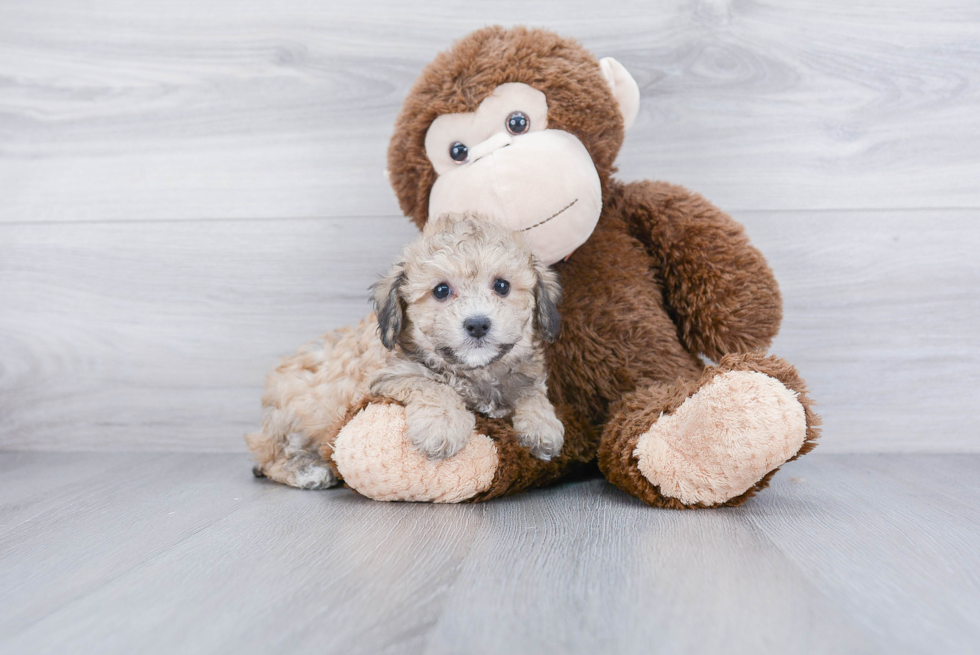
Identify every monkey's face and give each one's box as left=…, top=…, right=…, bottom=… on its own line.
left=424, top=83, right=602, bottom=266
left=387, top=27, right=640, bottom=264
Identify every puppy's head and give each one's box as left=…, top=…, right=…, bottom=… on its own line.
left=372, top=213, right=561, bottom=368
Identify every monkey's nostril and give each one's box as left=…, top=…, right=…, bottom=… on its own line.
left=463, top=316, right=492, bottom=339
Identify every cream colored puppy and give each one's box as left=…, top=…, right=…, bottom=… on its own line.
left=247, top=214, right=564, bottom=489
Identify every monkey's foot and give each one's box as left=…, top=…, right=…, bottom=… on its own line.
left=331, top=402, right=498, bottom=503
left=600, top=352, right=820, bottom=508
left=634, top=369, right=805, bottom=506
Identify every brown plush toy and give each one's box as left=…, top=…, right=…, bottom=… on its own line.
left=248, top=25, right=820, bottom=508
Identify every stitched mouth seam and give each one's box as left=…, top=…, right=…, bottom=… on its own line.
left=519, top=198, right=579, bottom=232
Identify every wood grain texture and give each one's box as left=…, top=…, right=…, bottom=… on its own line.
left=0, top=451, right=158, bottom=535
left=0, top=453, right=271, bottom=638
left=1, top=453, right=978, bottom=654
left=0, top=216, right=420, bottom=451
left=742, top=209, right=980, bottom=452
left=2, top=0, right=979, bottom=453
left=422, top=482, right=879, bottom=655
left=2, top=211, right=978, bottom=452
left=746, top=454, right=980, bottom=655
left=1, top=0, right=978, bottom=223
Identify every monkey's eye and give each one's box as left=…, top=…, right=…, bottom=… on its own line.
left=506, top=111, right=529, bottom=135
left=433, top=283, right=452, bottom=300
left=493, top=279, right=510, bottom=296
left=449, top=142, right=468, bottom=164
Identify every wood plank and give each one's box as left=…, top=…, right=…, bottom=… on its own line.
left=1, top=210, right=978, bottom=452
left=1, top=0, right=978, bottom=223
left=5, top=453, right=978, bottom=654
left=843, top=454, right=980, bottom=511
left=0, top=216, right=420, bottom=451
left=740, top=209, right=980, bottom=452
left=746, top=454, right=980, bottom=655
left=424, top=480, right=879, bottom=655
left=0, top=452, right=162, bottom=535
left=0, top=453, right=269, bottom=637
left=0, top=453, right=487, bottom=655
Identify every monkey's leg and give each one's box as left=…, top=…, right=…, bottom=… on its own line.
left=331, top=399, right=596, bottom=503
left=598, top=352, right=820, bottom=508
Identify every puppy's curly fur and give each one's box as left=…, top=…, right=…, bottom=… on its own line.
left=246, top=214, right=563, bottom=489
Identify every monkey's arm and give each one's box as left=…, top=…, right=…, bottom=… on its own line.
left=616, top=180, right=782, bottom=360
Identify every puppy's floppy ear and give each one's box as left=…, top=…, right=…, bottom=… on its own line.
left=371, top=263, right=407, bottom=350
left=533, top=258, right=562, bottom=343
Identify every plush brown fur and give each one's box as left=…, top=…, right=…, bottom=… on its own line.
left=378, top=25, right=820, bottom=508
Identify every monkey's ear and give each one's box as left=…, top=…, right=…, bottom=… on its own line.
left=533, top=259, right=562, bottom=343
left=599, top=57, right=640, bottom=132
left=371, top=264, right=407, bottom=349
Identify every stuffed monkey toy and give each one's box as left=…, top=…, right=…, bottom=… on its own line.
left=248, top=26, right=819, bottom=508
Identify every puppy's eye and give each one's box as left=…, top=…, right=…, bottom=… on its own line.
left=493, top=279, right=510, bottom=296
left=506, top=111, right=529, bottom=135
left=449, top=142, right=468, bottom=163
left=433, top=283, right=451, bottom=300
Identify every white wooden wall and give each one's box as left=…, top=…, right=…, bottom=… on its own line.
left=1, top=0, right=978, bottom=452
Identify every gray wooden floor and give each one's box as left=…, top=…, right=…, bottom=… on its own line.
left=1, top=452, right=978, bottom=655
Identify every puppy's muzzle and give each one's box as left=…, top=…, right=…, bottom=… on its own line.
left=463, top=315, right=492, bottom=340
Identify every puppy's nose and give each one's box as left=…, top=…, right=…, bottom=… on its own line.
left=463, top=316, right=492, bottom=339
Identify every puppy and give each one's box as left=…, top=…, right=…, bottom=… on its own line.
left=369, top=213, right=564, bottom=461
left=246, top=213, right=564, bottom=490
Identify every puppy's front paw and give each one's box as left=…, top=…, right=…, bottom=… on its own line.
left=514, top=409, right=565, bottom=461
left=405, top=403, right=477, bottom=460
